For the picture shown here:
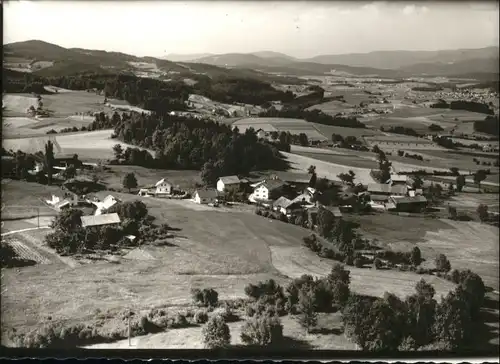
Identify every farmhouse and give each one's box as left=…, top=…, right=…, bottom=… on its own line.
left=390, top=174, right=409, bottom=186
left=272, top=196, right=303, bottom=215
left=90, top=195, right=120, bottom=215
left=368, top=183, right=408, bottom=203
left=389, top=195, right=428, bottom=213
left=80, top=213, right=121, bottom=228
left=253, top=179, right=286, bottom=201
left=155, top=178, right=173, bottom=195
left=270, top=172, right=311, bottom=190
left=217, top=175, right=241, bottom=192
left=46, top=191, right=78, bottom=211
left=194, top=189, right=219, bottom=204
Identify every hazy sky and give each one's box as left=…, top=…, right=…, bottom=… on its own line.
left=4, top=1, right=499, bottom=58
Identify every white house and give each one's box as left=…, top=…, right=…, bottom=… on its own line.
left=217, top=175, right=241, bottom=192
left=194, top=189, right=219, bottom=204
left=252, top=180, right=286, bottom=202
left=91, top=195, right=120, bottom=216
left=155, top=178, right=173, bottom=195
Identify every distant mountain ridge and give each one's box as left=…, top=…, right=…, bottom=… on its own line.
left=4, top=40, right=498, bottom=81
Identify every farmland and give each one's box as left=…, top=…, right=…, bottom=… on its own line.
left=232, top=117, right=329, bottom=141
left=2, top=91, right=143, bottom=138
left=2, top=129, right=152, bottom=161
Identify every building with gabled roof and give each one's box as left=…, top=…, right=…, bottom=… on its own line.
left=80, top=213, right=121, bottom=228
left=155, top=178, right=173, bottom=195
left=389, top=195, right=428, bottom=213
left=194, top=188, right=219, bottom=204
left=217, top=175, right=241, bottom=192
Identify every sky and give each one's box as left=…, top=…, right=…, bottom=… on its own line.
left=4, top=1, right=499, bottom=58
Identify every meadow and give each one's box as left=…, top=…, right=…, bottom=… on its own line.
left=233, top=117, right=328, bottom=141
left=2, top=129, right=152, bottom=161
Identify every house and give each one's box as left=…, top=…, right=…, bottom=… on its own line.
left=217, top=175, right=241, bottom=192
left=194, top=189, right=219, bottom=204
left=389, top=196, right=428, bottom=213
left=91, top=195, right=120, bottom=215
left=46, top=192, right=78, bottom=210
left=390, top=174, right=408, bottom=186
left=80, top=213, right=121, bottom=228
left=272, top=196, right=302, bottom=215
left=270, top=172, right=311, bottom=189
left=155, top=178, right=173, bottom=195
left=252, top=179, right=286, bottom=201
left=368, top=183, right=408, bottom=202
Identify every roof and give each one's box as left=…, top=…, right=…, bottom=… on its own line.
left=391, top=185, right=408, bottom=195
left=292, top=193, right=312, bottom=204
left=273, top=196, right=293, bottom=208
left=368, top=183, right=391, bottom=194
left=391, top=174, right=408, bottom=183
left=64, top=176, right=95, bottom=184
left=261, top=179, right=286, bottom=191
left=195, top=189, right=219, bottom=199
left=271, top=172, right=310, bottom=184
left=393, top=196, right=428, bottom=205
left=155, top=178, right=172, bottom=187
left=102, top=195, right=119, bottom=210
left=219, top=175, right=241, bottom=185
left=80, top=213, right=121, bottom=227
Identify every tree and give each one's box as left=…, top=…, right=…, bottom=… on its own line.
left=298, top=133, right=309, bottom=146
left=450, top=167, right=459, bottom=176
left=240, top=315, right=283, bottom=347
left=202, top=315, right=231, bottom=349
left=296, top=287, right=317, bottom=333
left=473, top=170, right=487, bottom=191
left=122, top=172, right=138, bottom=192
left=44, top=141, right=54, bottom=185
left=477, top=204, right=489, bottom=222
left=412, top=175, right=424, bottom=189
left=62, top=165, right=76, bottom=180
left=50, top=208, right=84, bottom=233
left=448, top=205, right=458, bottom=220
left=435, top=254, right=451, bottom=272
left=432, top=287, right=472, bottom=350
left=200, top=161, right=218, bottom=186
left=327, top=263, right=351, bottom=286
left=459, top=270, right=486, bottom=319
left=456, top=175, right=465, bottom=192
left=410, top=246, right=422, bottom=266
left=307, top=165, right=316, bottom=175
left=112, top=144, right=123, bottom=160
left=337, top=172, right=354, bottom=186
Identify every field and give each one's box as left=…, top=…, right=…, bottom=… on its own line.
left=2, top=129, right=152, bottom=161
left=86, top=313, right=356, bottom=350
left=282, top=151, right=376, bottom=185
left=311, top=123, right=383, bottom=139
left=350, top=213, right=499, bottom=290
left=2, top=92, right=139, bottom=138
left=90, top=165, right=202, bottom=192
left=233, top=117, right=328, bottom=141
left=2, top=179, right=498, bottom=348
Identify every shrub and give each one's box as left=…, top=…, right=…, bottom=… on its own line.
left=240, top=315, right=284, bottom=347
left=191, top=288, right=219, bottom=307
left=354, top=258, right=364, bottom=268
left=344, top=255, right=354, bottom=266
left=374, top=258, right=383, bottom=269
left=194, top=310, right=209, bottom=324
left=202, top=315, right=231, bottom=349
left=245, top=304, right=256, bottom=318
left=435, top=254, right=451, bottom=272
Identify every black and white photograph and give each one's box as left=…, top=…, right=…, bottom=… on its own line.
left=1, top=0, right=499, bottom=359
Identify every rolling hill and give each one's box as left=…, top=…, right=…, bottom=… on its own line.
left=4, top=40, right=498, bottom=82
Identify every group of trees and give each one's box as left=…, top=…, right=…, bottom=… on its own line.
left=382, top=126, right=420, bottom=137
left=474, top=115, right=499, bottom=136
left=45, top=200, right=168, bottom=255
left=343, top=271, right=486, bottom=351
left=372, top=145, right=392, bottom=183
left=431, top=100, right=495, bottom=115
left=259, top=108, right=367, bottom=129
left=91, top=111, right=288, bottom=180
